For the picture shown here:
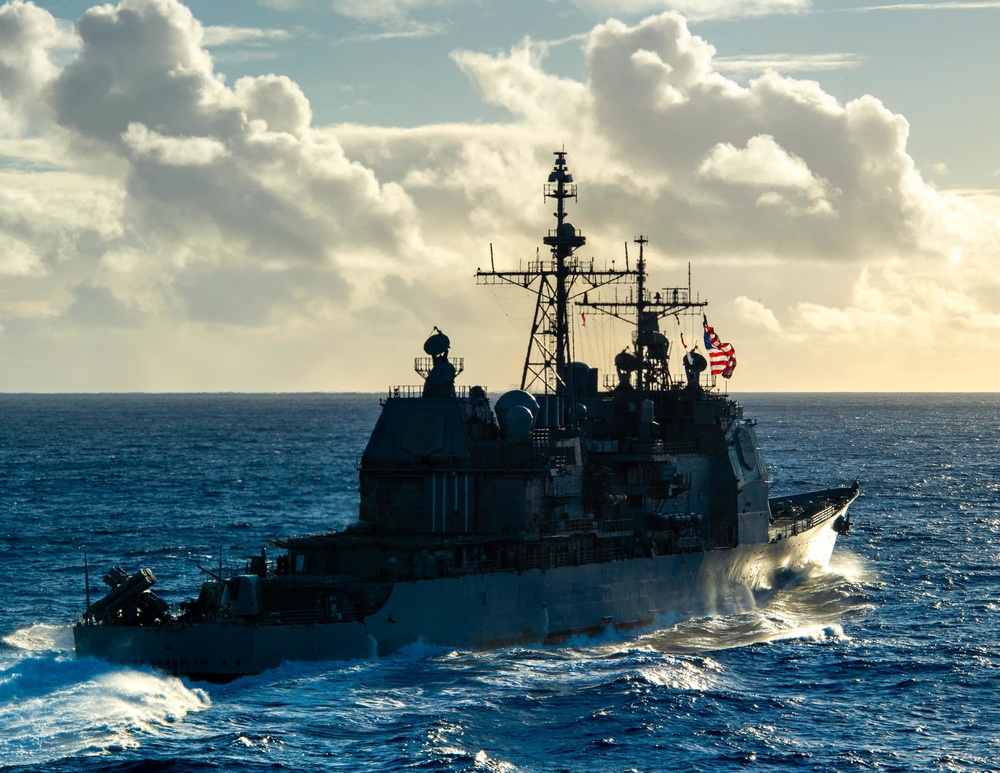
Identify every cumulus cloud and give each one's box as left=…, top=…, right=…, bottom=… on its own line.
left=1, top=0, right=999, bottom=390
left=233, top=73, right=312, bottom=135
left=122, top=123, right=228, bottom=165
left=0, top=1, right=73, bottom=133
left=698, top=134, right=836, bottom=215
left=332, top=11, right=1000, bottom=390
left=0, top=0, right=434, bottom=381
left=734, top=296, right=783, bottom=335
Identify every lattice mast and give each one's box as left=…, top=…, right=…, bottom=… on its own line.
left=476, top=151, right=630, bottom=412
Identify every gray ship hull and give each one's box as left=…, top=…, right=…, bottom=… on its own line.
left=74, top=503, right=845, bottom=681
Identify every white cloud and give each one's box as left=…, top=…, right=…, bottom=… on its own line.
left=734, top=296, right=783, bottom=335
left=0, top=0, right=74, bottom=133
left=698, top=134, right=836, bottom=215
left=1, top=0, right=431, bottom=342
left=852, top=2, right=1000, bottom=10
left=122, top=123, right=228, bottom=165
left=258, top=0, right=313, bottom=9
left=1, top=1, right=999, bottom=390
left=714, top=53, right=867, bottom=76
left=0, top=169, right=124, bottom=279
left=0, top=235, right=44, bottom=276
left=343, top=10, right=1000, bottom=389
left=331, top=0, right=453, bottom=23
left=234, top=74, right=312, bottom=136
left=201, top=25, right=293, bottom=46
left=452, top=40, right=590, bottom=126
left=332, top=22, right=446, bottom=43
left=568, top=0, right=810, bottom=21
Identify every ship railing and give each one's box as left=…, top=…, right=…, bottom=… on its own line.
left=385, top=385, right=476, bottom=399
left=535, top=540, right=628, bottom=568
left=265, top=609, right=324, bottom=625
left=529, top=258, right=576, bottom=274
left=414, top=356, right=465, bottom=379
left=675, top=535, right=704, bottom=551
left=660, top=441, right=699, bottom=455
left=585, top=439, right=619, bottom=453
left=622, top=439, right=665, bottom=455
left=768, top=503, right=838, bottom=541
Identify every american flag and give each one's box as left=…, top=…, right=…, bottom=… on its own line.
left=703, top=315, right=737, bottom=378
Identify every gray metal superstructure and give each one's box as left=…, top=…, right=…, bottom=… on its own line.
left=75, top=152, right=858, bottom=681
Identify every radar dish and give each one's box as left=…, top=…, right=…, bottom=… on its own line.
left=685, top=351, right=707, bottom=373
left=615, top=350, right=639, bottom=372
left=423, top=332, right=450, bottom=356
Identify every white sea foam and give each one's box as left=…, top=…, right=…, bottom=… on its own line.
left=472, top=748, right=522, bottom=772
left=633, top=656, right=724, bottom=691
left=0, top=657, right=211, bottom=767
left=2, top=623, right=74, bottom=653
left=638, top=552, right=871, bottom=655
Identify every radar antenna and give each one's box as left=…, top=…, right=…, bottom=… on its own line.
left=577, top=236, right=707, bottom=395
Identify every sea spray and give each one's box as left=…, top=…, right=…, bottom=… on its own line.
left=0, top=654, right=210, bottom=766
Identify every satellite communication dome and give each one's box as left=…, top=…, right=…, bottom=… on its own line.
left=505, top=405, right=534, bottom=442
left=494, top=390, right=539, bottom=436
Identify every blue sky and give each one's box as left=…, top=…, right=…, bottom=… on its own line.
left=1, top=0, right=999, bottom=391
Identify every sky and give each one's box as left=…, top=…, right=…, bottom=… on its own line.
left=1, top=0, right=999, bottom=392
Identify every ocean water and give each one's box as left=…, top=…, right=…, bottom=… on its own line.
left=0, top=392, right=997, bottom=772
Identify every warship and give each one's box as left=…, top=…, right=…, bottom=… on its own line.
left=75, top=151, right=858, bottom=681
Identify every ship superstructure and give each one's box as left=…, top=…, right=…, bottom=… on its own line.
left=75, top=152, right=858, bottom=681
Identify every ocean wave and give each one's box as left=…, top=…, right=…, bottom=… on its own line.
left=2, top=623, right=75, bottom=654
left=0, top=656, right=211, bottom=768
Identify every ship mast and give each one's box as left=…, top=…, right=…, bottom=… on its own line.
left=577, top=237, right=708, bottom=396
left=476, top=151, right=630, bottom=419
left=543, top=151, right=582, bottom=398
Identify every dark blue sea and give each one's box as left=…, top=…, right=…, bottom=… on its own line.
left=1, top=393, right=997, bottom=772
